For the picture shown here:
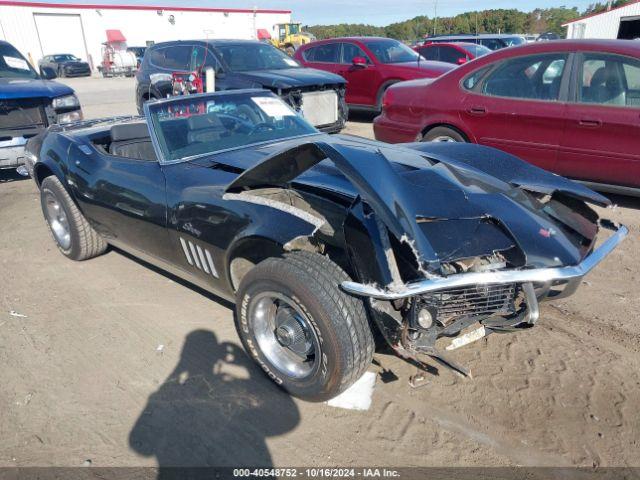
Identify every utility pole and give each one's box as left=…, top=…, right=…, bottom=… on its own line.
left=433, top=0, right=438, bottom=36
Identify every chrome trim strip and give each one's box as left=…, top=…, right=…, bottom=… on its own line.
left=204, top=249, right=218, bottom=278
left=179, top=238, right=194, bottom=266
left=341, top=225, right=628, bottom=300
left=196, top=245, right=210, bottom=274
left=188, top=242, right=202, bottom=270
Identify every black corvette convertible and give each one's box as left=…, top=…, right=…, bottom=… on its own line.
left=24, top=90, right=626, bottom=401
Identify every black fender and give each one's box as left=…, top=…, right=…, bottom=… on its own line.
left=32, top=131, right=72, bottom=191
left=222, top=197, right=325, bottom=290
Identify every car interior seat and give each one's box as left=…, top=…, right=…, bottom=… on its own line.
left=586, top=65, right=626, bottom=105
left=485, top=68, right=535, bottom=98
left=187, top=112, right=226, bottom=144
left=109, top=122, right=157, bottom=161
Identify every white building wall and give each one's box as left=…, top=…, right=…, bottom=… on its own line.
left=565, top=2, right=640, bottom=39
left=0, top=3, right=291, bottom=70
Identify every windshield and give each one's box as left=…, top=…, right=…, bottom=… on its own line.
left=0, top=43, right=39, bottom=79
left=147, top=91, right=318, bottom=162
left=504, top=36, right=526, bottom=47
left=53, top=54, right=79, bottom=62
left=215, top=43, right=300, bottom=71
left=460, top=44, right=491, bottom=58
left=363, top=39, right=420, bottom=64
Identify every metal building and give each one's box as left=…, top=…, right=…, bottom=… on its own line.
left=564, top=0, right=640, bottom=40
left=0, top=0, right=291, bottom=70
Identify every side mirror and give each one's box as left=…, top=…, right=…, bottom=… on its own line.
left=41, top=66, right=57, bottom=80
left=456, top=57, right=468, bottom=65
left=352, top=56, right=368, bottom=68
left=215, top=69, right=226, bottom=79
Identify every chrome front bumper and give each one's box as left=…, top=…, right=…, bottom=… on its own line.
left=341, top=225, right=628, bottom=300
left=0, top=137, right=28, bottom=169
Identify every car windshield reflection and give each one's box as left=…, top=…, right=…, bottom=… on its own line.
left=146, top=91, right=318, bottom=162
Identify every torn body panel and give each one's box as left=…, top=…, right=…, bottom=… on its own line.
left=225, top=139, right=608, bottom=280
left=223, top=138, right=625, bottom=376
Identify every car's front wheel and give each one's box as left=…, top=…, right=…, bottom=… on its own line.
left=235, top=251, right=374, bottom=401
left=422, top=126, right=466, bottom=143
left=40, top=176, right=107, bottom=261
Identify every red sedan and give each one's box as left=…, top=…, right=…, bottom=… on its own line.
left=415, top=42, right=491, bottom=65
left=374, top=40, right=640, bottom=192
left=294, top=37, right=453, bottom=112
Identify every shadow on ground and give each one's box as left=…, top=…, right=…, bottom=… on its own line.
left=347, top=110, right=378, bottom=124
left=605, top=192, right=640, bottom=210
left=0, top=170, right=27, bottom=184
left=129, top=329, right=300, bottom=476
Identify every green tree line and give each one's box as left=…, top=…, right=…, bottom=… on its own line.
left=307, top=1, right=635, bottom=41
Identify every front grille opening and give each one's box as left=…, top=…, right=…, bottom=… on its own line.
left=420, top=283, right=519, bottom=327
left=0, top=98, right=47, bottom=130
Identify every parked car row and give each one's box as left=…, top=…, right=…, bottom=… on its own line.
left=414, top=42, right=492, bottom=65
left=0, top=41, right=83, bottom=170
left=135, top=39, right=348, bottom=133
left=294, top=37, right=454, bottom=111
left=374, top=39, right=640, bottom=193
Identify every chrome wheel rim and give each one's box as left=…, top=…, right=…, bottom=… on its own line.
left=44, top=191, right=71, bottom=250
left=250, top=291, right=320, bottom=379
left=431, top=135, right=458, bottom=142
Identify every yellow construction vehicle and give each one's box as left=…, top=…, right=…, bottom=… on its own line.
left=271, top=23, right=316, bottom=54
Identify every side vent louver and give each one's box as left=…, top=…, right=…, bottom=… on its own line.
left=179, top=237, right=218, bottom=278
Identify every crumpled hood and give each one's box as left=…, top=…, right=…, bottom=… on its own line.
left=0, top=77, right=74, bottom=100
left=237, top=67, right=346, bottom=89
left=223, top=135, right=609, bottom=272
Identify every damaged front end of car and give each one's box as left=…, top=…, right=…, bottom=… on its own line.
left=225, top=139, right=627, bottom=378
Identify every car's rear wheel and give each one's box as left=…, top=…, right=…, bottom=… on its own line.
left=235, top=251, right=374, bottom=401
left=40, top=176, right=107, bottom=261
left=422, top=126, right=466, bottom=143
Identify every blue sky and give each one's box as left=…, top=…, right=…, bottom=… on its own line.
left=21, top=0, right=600, bottom=25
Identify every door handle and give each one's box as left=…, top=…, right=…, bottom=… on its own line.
left=467, top=106, right=487, bottom=116
left=578, top=119, right=602, bottom=128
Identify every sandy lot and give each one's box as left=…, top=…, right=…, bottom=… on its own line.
left=0, top=76, right=638, bottom=469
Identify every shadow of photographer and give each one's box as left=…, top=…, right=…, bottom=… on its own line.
left=129, top=329, right=300, bottom=477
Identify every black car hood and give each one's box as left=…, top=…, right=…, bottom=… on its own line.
left=236, top=67, right=346, bottom=90
left=221, top=135, right=609, bottom=272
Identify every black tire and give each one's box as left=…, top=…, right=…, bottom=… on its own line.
left=422, top=126, right=466, bottom=143
left=375, top=82, right=397, bottom=112
left=235, top=251, right=374, bottom=401
left=40, top=176, right=107, bottom=261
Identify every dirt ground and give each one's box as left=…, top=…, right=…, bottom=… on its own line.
left=0, top=76, right=638, bottom=468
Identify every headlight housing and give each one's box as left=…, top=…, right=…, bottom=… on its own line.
left=57, top=110, right=83, bottom=124
left=52, top=94, right=80, bottom=110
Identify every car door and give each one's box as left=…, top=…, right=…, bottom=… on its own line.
left=558, top=52, right=640, bottom=188
left=462, top=52, right=571, bottom=172
left=300, top=42, right=342, bottom=77
left=417, top=45, right=440, bottom=61
left=336, top=42, right=378, bottom=106
left=146, top=45, right=194, bottom=98
left=68, top=141, right=171, bottom=260
left=439, top=45, right=467, bottom=65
